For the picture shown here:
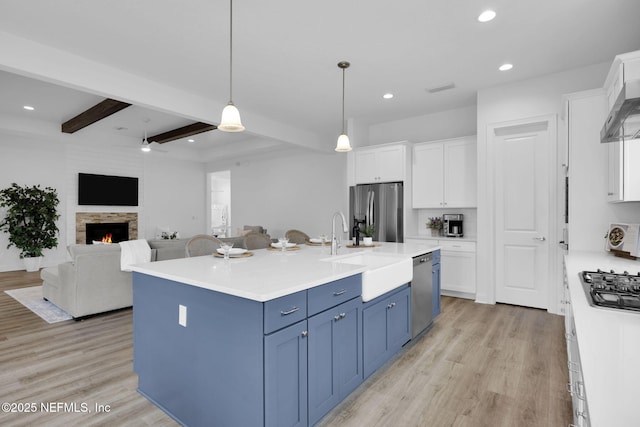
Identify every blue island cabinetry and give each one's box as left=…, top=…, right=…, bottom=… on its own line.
left=133, top=272, right=364, bottom=427
left=362, top=285, right=411, bottom=379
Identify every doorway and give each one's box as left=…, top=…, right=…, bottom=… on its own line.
left=208, top=171, right=231, bottom=237
left=491, top=118, right=555, bottom=310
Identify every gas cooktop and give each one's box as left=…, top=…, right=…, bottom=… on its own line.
left=580, top=269, right=640, bottom=312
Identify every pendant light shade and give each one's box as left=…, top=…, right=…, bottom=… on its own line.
left=219, top=0, right=245, bottom=132
left=220, top=102, right=244, bottom=132
left=335, top=133, right=351, bottom=152
left=335, top=61, right=352, bottom=152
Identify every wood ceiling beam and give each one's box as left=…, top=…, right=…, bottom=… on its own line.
left=148, top=122, right=217, bottom=144
left=61, top=98, right=132, bottom=133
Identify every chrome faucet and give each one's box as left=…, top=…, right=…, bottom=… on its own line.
left=331, top=211, right=348, bottom=255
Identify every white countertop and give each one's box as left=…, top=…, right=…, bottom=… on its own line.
left=564, top=251, right=640, bottom=427
left=406, top=235, right=477, bottom=242
left=131, top=242, right=440, bottom=302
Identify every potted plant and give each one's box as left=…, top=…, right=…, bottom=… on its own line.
left=362, top=224, right=375, bottom=246
left=426, top=216, right=444, bottom=237
left=0, top=183, right=60, bottom=271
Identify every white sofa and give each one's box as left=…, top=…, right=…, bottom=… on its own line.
left=41, top=244, right=155, bottom=319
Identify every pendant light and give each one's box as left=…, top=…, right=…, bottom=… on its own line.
left=141, top=119, right=151, bottom=152
left=219, top=0, right=245, bottom=132
left=335, top=61, right=352, bottom=152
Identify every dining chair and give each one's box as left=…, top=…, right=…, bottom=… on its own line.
left=243, top=232, right=273, bottom=250
left=285, top=229, right=310, bottom=244
left=185, top=234, right=224, bottom=257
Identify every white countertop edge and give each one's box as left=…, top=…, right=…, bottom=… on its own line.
left=130, top=242, right=441, bottom=302
left=131, top=264, right=368, bottom=302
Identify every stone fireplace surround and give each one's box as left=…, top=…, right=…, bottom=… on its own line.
left=76, top=212, right=138, bottom=244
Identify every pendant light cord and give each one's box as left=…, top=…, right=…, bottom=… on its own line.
left=341, top=67, right=345, bottom=134
left=229, top=0, right=234, bottom=103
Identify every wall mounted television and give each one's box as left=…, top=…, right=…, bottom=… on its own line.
left=78, top=173, right=139, bottom=206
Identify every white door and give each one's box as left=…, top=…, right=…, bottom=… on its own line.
left=494, top=121, right=550, bottom=309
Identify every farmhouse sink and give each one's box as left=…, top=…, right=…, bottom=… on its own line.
left=323, top=252, right=413, bottom=302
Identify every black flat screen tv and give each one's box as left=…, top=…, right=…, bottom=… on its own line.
left=78, top=173, right=139, bottom=206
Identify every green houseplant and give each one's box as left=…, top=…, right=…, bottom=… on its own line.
left=426, top=216, right=444, bottom=237
left=0, top=183, right=60, bottom=271
left=362, top=224, right=375, bottom=246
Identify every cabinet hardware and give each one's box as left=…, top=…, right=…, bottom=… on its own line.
left=280, top=307, right=300, bottom=316
left=301, top=331, right=308, bottom=337
left=566, top=382, right=574, bottom=395
left=387, top=302, right=396, bottom=309
left=533, top=236, right=547, bottom=241
left=334, top=314, right=341, bottom=321
left=333, top=289, right=347, bottom=296
left=340, top=313, right=346, bottom=319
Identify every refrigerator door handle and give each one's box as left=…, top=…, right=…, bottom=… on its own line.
left=368, top=190, right=375, bottom=226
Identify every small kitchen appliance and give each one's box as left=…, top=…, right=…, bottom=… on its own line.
left=580, top=269, right=640, bottom=312
left=443, top=214, right=463, bottom=237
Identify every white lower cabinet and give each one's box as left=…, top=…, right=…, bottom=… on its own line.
left=405, top=238, right=476, bottom=298
left=562, top=261, right=590, bottom=426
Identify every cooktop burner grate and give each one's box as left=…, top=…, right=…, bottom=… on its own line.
left=580, top=270, right=640, bottom=312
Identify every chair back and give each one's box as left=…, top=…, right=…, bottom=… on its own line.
left=243, top=232, right=272, bottom=250
left=285, top=229, right=310, bottom=244
left=185, top=234, right=224, bottom=257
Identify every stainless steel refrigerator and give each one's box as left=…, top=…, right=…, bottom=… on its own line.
left=349, top=182, right=403, bottom=243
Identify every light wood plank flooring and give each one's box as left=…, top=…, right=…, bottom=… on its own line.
left=0, top=270, right=571, bottom=426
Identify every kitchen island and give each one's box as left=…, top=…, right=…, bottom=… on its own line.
left=564, top=251, right=640, bottom=427
left=131, top=242, right=439, bottom=427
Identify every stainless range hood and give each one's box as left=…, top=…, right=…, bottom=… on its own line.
left=601, top=79, right=640, bottom=143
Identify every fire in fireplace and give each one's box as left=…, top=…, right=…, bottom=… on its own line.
left=85, top=222, right=129, bottom=244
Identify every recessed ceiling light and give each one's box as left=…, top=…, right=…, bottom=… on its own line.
left=187, top=139, right=195, bottom=143
left=23, top=105, right=34, bottom=111
left=499, top=63, right=513, bottom=71
left=478, top=10, right=496, bottom=22
left=382, top=93, right=394, bottom=99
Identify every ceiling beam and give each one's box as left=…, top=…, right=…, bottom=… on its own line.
left=148, top=122, right=217, bottom=144
left=61, top=98, right=131, bottom=133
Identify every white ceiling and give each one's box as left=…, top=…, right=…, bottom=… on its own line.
left=1, top=0, right=639, bottom=160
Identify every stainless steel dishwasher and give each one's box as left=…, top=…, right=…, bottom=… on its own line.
left=411, top=252, right=433, bottom=339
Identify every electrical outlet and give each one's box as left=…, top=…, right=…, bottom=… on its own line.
left=179, top=304, right=187, bottom=327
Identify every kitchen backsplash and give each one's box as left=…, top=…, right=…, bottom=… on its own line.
left=416, top=208, right=477, bottom=238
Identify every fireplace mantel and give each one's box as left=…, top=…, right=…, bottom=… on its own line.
left=76, top=212, right=138, bottom=244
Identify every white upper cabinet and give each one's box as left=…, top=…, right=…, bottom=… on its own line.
left=354, top=143, right=406, bottom=184
left=412, top=136, right=477, bottom=208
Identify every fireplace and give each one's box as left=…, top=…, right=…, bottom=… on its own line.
left=86, top=222, right=129, bottom=244
left=76, top=212, right=138, bottom=244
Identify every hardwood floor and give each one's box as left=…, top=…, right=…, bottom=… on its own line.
left=0, top=270, right=571, bottom=427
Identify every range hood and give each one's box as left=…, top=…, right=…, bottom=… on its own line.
left=601, top=79, right=640, bottom=143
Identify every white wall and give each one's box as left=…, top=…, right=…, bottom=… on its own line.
left=475, top=61, right=611, bottom=308
left=0, top=134, right=68, bottom=271
left=143, top=155, right=206, bottom=240
left=207, top=150, right=348, bottom=240
left=0, top=129, right=206, bottom=272
left=368, top=105, right=477, bottom=146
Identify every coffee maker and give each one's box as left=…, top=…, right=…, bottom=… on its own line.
left=443, top=214, right=464, bottom=237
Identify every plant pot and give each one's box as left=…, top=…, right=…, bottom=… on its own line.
left=430, top=229, right=440, bottom=237
left=23, top=256, right=43, bottom=272
left=362, top=237, right=373, bottom=246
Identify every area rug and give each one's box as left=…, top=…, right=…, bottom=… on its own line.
left=4, top=286, right=73, bottom=323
